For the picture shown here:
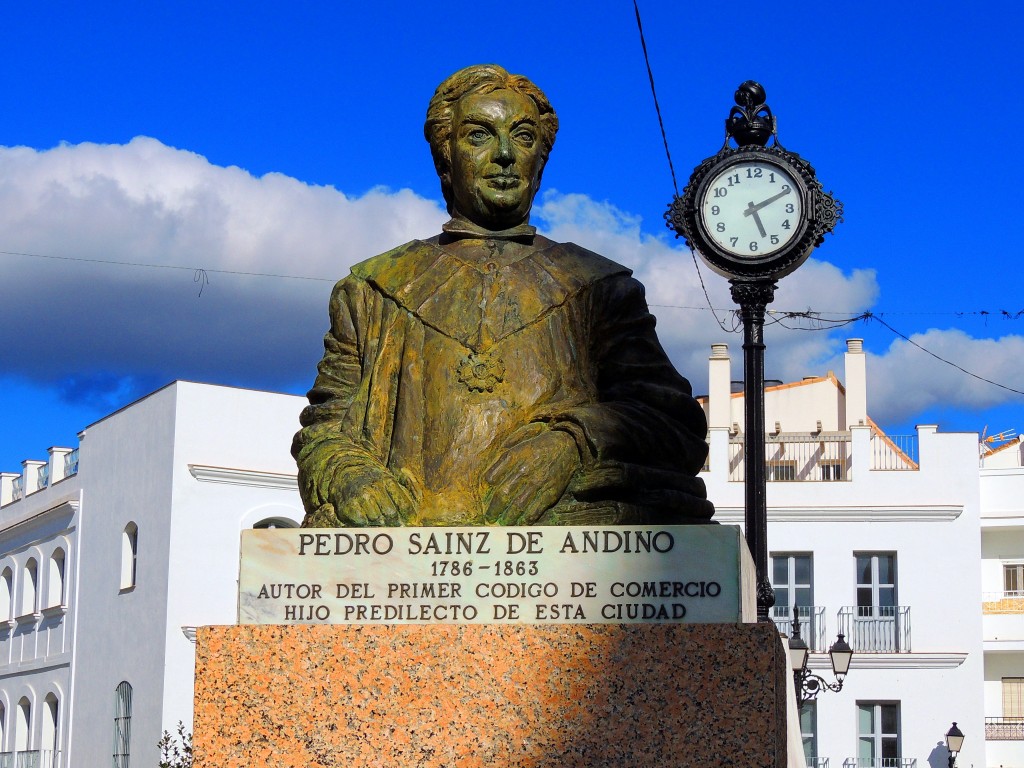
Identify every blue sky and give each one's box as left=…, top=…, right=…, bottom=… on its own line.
left=2, top=1, right=1023, bottom=472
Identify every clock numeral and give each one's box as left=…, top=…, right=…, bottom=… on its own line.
left=769, top=172, right=776, bottom=183
left=746, top=168, right=763, bottom=179
left=785, top=203, right=795, bottom=213
left=781, top=184, right=791, bottom=193
left=749, top=242, right=758, bottom=252
left=716, top=223, right=725, bottom=233
left=711, top=205, right=720, bottom=215
left=726, top=173, right=740, bottom=186
left=730, top=237, right=738, bottom=247
left=781, top=219, right=791, bottom=230
left=771, top=235, right=779, bottom=245
left=714, top=187, right=727, bottom=198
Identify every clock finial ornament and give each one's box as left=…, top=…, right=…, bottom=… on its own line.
left=727, top=80, right=774, bottom=148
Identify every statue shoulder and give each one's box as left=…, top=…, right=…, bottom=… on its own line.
left=349, top=239, right=441, bottom=284
left=534, top=239, right=633, bottom=288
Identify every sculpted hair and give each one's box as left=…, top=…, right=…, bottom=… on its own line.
left=424, top=64, right=559, bottom=208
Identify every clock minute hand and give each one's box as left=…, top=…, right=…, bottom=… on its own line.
left=743, top=187, right=791, bottom=217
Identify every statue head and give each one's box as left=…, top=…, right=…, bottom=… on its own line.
left=425, top=64, right=559, bottom=230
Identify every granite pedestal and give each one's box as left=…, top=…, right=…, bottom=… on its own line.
left=193, top=622, right=788, bottom=767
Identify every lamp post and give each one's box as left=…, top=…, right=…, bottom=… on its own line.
left=945, top=722, right=964, bottom=768
left=788, top=607, right=853, bottom=709
left=666, top=82, right=842, bottom=621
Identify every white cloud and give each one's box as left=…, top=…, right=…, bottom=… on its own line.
left=535, top=190, right=880, bottom=395
left=862, top=329, right=1024, bottom=425
left=1, top=142, right=1019, bottom=429
left=0, top=138, right=447, bottom=398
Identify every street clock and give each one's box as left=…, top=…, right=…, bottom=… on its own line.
left=666, top=81, right=842, bottom=280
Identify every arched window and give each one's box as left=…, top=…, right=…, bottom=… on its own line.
left=120, top=524, right=138, bottom=591
left=48, top=549, right=65, bottom=608
left=253, top=517, right=299, bottom=529
left=42, top=693, right=58, bottom=752
left=0, top=567, right=12, bottom=621
left=15, top=697, right=30, bottom=753
left=20, top=559, right=38, bottom=617
left=0, top=702, right=6, bottom=753
left=113, top=681, right=132, bottom=768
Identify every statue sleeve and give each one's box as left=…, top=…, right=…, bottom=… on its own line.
left=547, top=274, right=710, bottom=481
left=290, top=276, right=396, bottom=513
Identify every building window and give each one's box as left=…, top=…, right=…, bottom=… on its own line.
left=1005, top=564, right=1024, bottom=597
left=820, top=460, right=844, bottom=481
left=253, top=517, right=299, bottom=529
left=21, top=559, right=38, bottom=617
left=120, top=524, right=138, bottom=591
left=772, top=554, right=813, bottom=612
left=113, top=681, right=132, bottom=768
left=43, top=693, right=59, bottom=753
left=48, top=549, right=66, bottom=608
left=800, top=701, right=817, bottom=765
left=856, top=553, right=896, bottom=617
left=15, top=697, right=30, bottom=754
left=0, top=702, right=5, bottom=753
left=857, top=701, right=900, bottom=764
left=767, top=461, right=797, bottom=481
left=1003, top=678, right=1024, bottom=719
left=0, top=567, right=12, bottom=621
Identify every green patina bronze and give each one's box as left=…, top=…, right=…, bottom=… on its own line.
left=292, top=64, right=714, bottom=528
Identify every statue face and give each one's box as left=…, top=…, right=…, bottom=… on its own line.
left=448, top=89, right=544, bottom=229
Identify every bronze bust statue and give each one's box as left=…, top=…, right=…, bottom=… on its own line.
left=293, top=64, right=713, bottom=528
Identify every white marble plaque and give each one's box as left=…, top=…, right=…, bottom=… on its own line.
left=238, top=525, right=754, bottom=625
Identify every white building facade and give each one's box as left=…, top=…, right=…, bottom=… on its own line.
left=0, top=340, right=1018, bottom=767
left=0, top=383, right=305, bottom=767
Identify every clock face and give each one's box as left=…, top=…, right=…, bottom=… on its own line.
left=700, top=161, right=803, bottom=258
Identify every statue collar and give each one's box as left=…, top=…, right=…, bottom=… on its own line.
left=441, top=216, right=536, bottom=243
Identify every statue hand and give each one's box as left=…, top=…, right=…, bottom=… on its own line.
left=328, top=464, right=416, bottom=526
left=484, top=429, right=579, bottom=525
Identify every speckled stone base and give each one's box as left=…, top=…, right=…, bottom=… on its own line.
left=194, top=623, right=787, bottom=767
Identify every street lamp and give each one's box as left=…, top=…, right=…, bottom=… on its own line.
left=788, top=606, right=853, bottom=709
left=945, top=722, right=964, bottom=768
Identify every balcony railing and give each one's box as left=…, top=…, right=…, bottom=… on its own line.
left=772, top=605, right=827, bottom=651
left=807, top=757, right=829, bottom=767
left=869, top=429, right=918, bottom=470
left=983, top=592, right=1024, bottom=614
left=842, top=759, right=916, bottom=768
left=36, top=465, right=48, bottom=491
left=0, top=751, right=61, bottom=768
left=11, top=477, right=24, bottom=502
left=986, top=717, right=1024, bottom=740
left=728, top=433, right=852, bottom=482
left=837, top=606, right=911, bottom=652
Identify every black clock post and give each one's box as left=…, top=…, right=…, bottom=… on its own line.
left=666, top=81, right=843, bottom=622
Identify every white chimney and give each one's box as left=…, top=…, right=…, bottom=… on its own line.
left=844, top=338, right=867, bottom=428
left=708, top=343, right=732, bottom=429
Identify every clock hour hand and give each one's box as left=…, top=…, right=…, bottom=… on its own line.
left=746, top=206, right=767, bottom=237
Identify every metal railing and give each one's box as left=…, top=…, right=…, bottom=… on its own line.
left=982, top=592, right=1024, bottom=614
left=11, top=477, right=24, bottom=502
left=36, top=465, right=48, bottom=491
left=63, top=449, right=78, bottom=477
left=986, top=717, right=1024, bottom=740
left=837, top=606, right=911, bottom=652
left=807, top=758, right=829, bottom=767
left=0, top=752, right=62, bottom=768
left=728, top=433, right=852, bottom=482
left=772, top=605, right=827, bottom=651
left=842, top=759, right=916, bottom=768
left=869, top=430, right=918, bottom=470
